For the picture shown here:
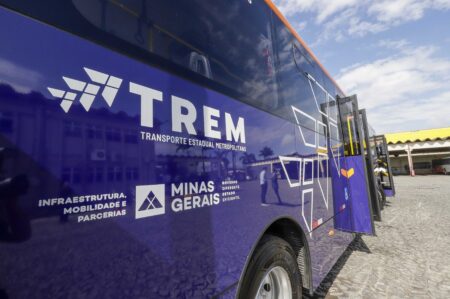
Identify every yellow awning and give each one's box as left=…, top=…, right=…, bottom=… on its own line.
left=385, top=127, right=450, bottom=144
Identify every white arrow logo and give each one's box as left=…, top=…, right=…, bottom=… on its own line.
left=47, top=67, right=123, bottom=113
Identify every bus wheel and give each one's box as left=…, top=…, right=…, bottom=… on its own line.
left=377, top=185, right=386, bottom=209
left=239, top=235, right=302, bottom=299
left=377, top=189, right=384, bottom=210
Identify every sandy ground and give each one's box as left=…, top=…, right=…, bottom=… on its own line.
left=315, top=175, right=450, bottom=298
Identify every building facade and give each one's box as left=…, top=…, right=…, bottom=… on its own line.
left=386, top=127, right=450, bottom=175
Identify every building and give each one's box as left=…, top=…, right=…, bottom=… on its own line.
left=386, top=127, right=450, bottom=175
left=0, top=84, right=156, bottom=217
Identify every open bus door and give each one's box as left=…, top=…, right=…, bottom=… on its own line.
left=334, top=95, right=376, bottom=235
left=373, top=135, right=396, bottom=197
left=359, top=109, right=382, bottom=221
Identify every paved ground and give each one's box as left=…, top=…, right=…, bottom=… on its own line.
left=317, top=175, right=450, bottom=298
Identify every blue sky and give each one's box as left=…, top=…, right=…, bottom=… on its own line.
left=274, top=0, right=450, bottom=134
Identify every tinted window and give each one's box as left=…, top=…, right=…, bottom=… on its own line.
left=272, top=19, right=314, bottom=125
left=434, top=158, right=450, bottom=166
left=413, top=162, right=431, bottom=169
left=0, top=0, right=343, bottom=125
left=273, top=15, right=336, bottom=138
left=0, top=0, right=279, bottom=111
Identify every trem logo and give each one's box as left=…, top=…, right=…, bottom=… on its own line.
left=47, top=67, right=246, bottom=144
left=135, top=184, right=165, bottom=219
left=47, top=67, right=123, bottom=113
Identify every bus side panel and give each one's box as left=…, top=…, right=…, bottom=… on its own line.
left=308, top=217, right=354, bottom=289
left=331, top=155, right=353, bottom=232
left=345, top=155, right=374, bottom=234
left=0, top=7, right=330, bottom=297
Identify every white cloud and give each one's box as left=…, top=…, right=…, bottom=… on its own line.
left=310, top=8, right=358, bottom=46
left=316, top=0, right=361, bottom=23
left=368, top=92, right=450, bottom=133
left=281, top=133, right=295, bottom=146
left=377, top=39, right=410, bottom=50
left=347, top=17, right=387, bottom=37
left=435, top=0, right=450, bottom=7
left=274, top=0, right=313, bottom=16
left=337, top=44, right=450, bottom=133
left=275, top=0, right=450, bottom=42
left=368, top=0, right=428, bottom=23
left=0, top=58, right=43, bottom=93
left=369, top=0, right=450, bottom=23
left=275, top=0, right=361, bottom=23
left=292, top=21, right=307, bottom=31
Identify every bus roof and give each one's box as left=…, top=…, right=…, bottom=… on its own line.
left=264, top=0, right=345, bottom=96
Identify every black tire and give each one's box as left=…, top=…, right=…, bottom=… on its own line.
left=377, top=184, right=386, bottom=209
left=377, top=189, right=384, bottom=211
left=239, top=235, right=302, bottom=299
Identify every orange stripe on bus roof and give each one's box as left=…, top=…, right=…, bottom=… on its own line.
left=264, top=0, right=345, bottom=95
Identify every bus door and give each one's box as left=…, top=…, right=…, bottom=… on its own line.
left=336, top=95, right=376, bottom=235
left=373, top=135, right=396, bottom=197
left=359, top=109, right=382, bottom=221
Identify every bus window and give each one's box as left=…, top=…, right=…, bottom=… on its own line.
left=71, top=0, right=279, bottom=111
left=272, top=15, right=329, bottom=126
left=338, top=99, right=361, bottom=156
left=0, top=0, right=280, bottom=112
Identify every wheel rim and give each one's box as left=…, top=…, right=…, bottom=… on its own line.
left=256, top=266, right=292, bottom=299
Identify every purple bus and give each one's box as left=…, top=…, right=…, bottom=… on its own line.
left=0, top=1, right=378, bottom=298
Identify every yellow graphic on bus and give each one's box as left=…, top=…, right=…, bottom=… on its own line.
left=341, top=168, right=355, bottom=178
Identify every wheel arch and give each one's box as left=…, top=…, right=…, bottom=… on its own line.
left=236, top=216, right=313, bottom=298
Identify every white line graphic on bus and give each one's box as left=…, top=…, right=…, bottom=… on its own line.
left=278, top=73, right=343, bottom=234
